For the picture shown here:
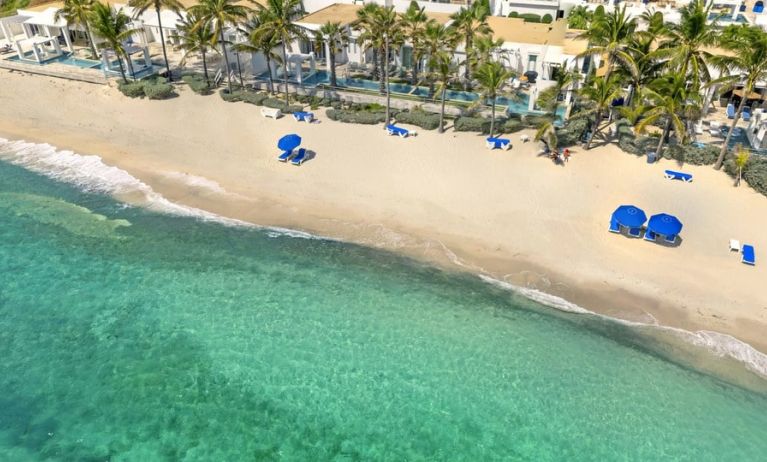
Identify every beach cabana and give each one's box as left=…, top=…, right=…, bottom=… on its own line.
left=645, top=213, right=683, bottom=244
left=609, top=205, right=647, bottom=237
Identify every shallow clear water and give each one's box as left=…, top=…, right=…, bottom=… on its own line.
left=1, top=153, right=767, bottom=461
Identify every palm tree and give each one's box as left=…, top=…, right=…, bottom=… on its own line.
left=254, top=0, right=306, bottom=108
left=354, top=4, right=400, bottom=95
left=189, top=0, right=249, bottom=93
left=421, top=22, right=457, bottom=98
left=654, top=0, right=718, bottom=93
left=567, top=5, right=592, bottom=30
left=171, top=11, right=216, bottom=85
left=468, top=35, right=505, bottom=71
left=536, top=61, right=581, bottom=116
left=578, top=75, right=623, bottom=149
left=314, top=21, right=349, bottom=88
left=89, top=2, right=137, bottom=83
left=55, top=0, right=99, bottom=59
left=635, top=74, right=699, bottom=158
left=399, top=1, right=433, bottom=86
left=577, top=5, right=638, bottom=81
left=237, top=10, right=279, bottom=94
left=733, top=145, right=750, bottom=186
left=428, top=51, right=457, bottom=133
left=474, top=60, right=512, bottom=138
left=710, top=25, right=767, bottom=169
left=535, top=122, right=558, bottom=157
left=128, top=0, right=183, bottom=80
left=449, top=0, right=491, bottom=89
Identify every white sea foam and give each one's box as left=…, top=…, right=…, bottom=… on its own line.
left=479, top=274, right=767, bottom=379
left=0, top=137, right=326, bottom=240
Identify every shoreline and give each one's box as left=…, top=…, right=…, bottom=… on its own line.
left=2, top=70, right=766, bottom=371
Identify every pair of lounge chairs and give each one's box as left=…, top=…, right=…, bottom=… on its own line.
left=386, top=124, right=414, bottom=137
left=731, top=240, right=756, bottom=265
left=644, top=230, right=677, bottom=244
left=486, top=137, right=511, bottom=150
left=293, top=111, right=314, bottom=123
left=664, top=170, right=693, bottom=182
left=743, top=107, right=752, bottom=122
left=277, top=148, right=307, bottom=165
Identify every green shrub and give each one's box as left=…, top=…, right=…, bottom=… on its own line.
left=394, top=110, right=441, bottom=130
left=523, top=114, right=554, bottom=128
left=454, top=116, right=490, bottom=133
left=118, top=81, right=145, bottom=98
left=241, top=92, right=268, bottom=105
left=182, top=74, right=211, bottom=95
left=501, top=119, right=524, bottom=133
left=664, top=143, right=720, bottom=165
left=219, top=88, right=242, bottom=102
left=557, top=116, right=590, bottom=147
left=143, top=81, right=175, bottom=100
left=542, top=14, right=553, bottom=23
left=262, top=97, right=303, bottom=113
left=508, top=11, right=518, bottom=18
left=326, top=109, right=387, bottom=124
left=741, top=156, right=767, bottom=196
left=519, top=13, right=542, bottom=23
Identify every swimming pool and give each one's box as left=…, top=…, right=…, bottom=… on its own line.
left=8, top=53, right=101, bottom=69
left=261, top=69, right=563, bottom=117
left=708, top=13, right=749, bottom=23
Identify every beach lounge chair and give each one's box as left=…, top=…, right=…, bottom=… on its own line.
left=386, top=124, right=411, bottom=137
left=290, top=148, right=307, bottom=166
left=486, top=137, right=511, bottom=150
left=664, top=170, right=693, bottom=182
left=520, top=134, right=531, bottom=142
left=293, top=111, right=314, bottom=122
left=664, top=234, right=676, bottom=244
left=742, top=244, right=756, bottom=265
left=277, top=150, right=293, bottom=162
left=743, top=107, right=752, bottom=122
left=628, top=227, right=642, bottom=238
left=729, top=239, right=741, bottom=252
left=644, top=230, right=657, bottom=241
left=262, top=107, right=281, bottom=119
left=727, top=103, right=735, bottom=119
left=609, top=219, right=621, bottom=233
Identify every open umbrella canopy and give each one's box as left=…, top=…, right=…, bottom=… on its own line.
left=278, top=134, right=301, bottom=152
left=611, top=205, right=647, bottom=228
left=647, top=213, right=683, bottom=237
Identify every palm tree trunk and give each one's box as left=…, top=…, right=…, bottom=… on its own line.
left=372, top=48, right=378, bottom=80
left=202, top=48, right=209, bottom=86
left=737, top=166, right=742, bottom=186
left=379, top=45, right=386, bottom=94
left=490, top=98, right=496, bottom=138
left=156, top=7, right=172, bottom=81
left=265, top=54, right=274, bottom=94
left=220, top=29, right=233, bottom=92
left=656, top=119, right=670, bottom=158
left=281, top=41, right=289, bottom=108
left=411, top=51, right=418, bottom=85
left=586, top=111, right=601, bottom=150
left=716, top=93, right=748, bottom=169
left=117, top=53, right=128, bottom=83
left=439, top=86, right=446, bottom=134
left=85, top=25, right=99, bottom=59
left=329, top=43, right=337, bottom=87
left=464, top=35, right=471, bottom=89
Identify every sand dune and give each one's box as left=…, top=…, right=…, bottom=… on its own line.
left=1, top=69, right=766, bottom=353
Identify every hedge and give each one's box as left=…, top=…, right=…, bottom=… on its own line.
left=182, top=74, right=211, bottom=95
left=508, top=12, right=518, bottom=18
left=739, top=156, right=767, bottom=196
left=542, top=14, right=553, bottom=23
left=454, top=116, right=491, bottom=133
left=519, top=13, right=542, bottom=23
left=664, top=143, right=720, bottom=165
left=326, top=109, right=387, bottom=124
left=118, top=78, right=175, bottom=100
left=262, top=97, right=303, bottom=113
left=394, top=110, right=441, bottom=130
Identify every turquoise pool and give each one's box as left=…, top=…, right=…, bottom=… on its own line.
left=8, top=53, right=101, bottom=69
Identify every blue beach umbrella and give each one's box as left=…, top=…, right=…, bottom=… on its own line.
left=647, top=213, right=683, bottom=237
left=611, top=205, right=647, bottom=228
left=278, top=134, right=301, bottom=152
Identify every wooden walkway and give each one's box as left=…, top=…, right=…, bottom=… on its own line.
left=0, top=58, right=107, bottom=85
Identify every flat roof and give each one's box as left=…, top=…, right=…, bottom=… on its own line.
left=297, top=3, right=452, bottom=27
left=24, top=0, right=259, bottom=12
left=487, top=17, right=569, bottom=46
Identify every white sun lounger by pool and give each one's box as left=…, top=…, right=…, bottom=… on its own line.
left=729, top=239, right=741, bottom=252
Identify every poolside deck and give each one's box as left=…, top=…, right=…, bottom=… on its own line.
left=0, top=55, right=106, bottom=84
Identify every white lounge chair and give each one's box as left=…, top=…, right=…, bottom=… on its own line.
left=262, top=107, right=281, bottom=119
left=729, top=239, right=741, bottom=252
left=520, top=134, right=531, bottom=142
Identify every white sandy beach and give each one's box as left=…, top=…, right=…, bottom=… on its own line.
left=1, top=69, right=766, bottom=354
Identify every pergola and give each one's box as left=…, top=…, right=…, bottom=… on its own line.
left=14, top=35, right=64, bottom=63
left=0, top=15, right=29, bottom=46
left=22, top=8, right=73, bottom=52
left=101, top=44, right=152, bottom=79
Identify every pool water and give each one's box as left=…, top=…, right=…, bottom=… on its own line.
left=708, top=13, right=749, bottom=23
left=8, top=53, right=101, bottom=69
left=261, top=69, right=564, bottom=117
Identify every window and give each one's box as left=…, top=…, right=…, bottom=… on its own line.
left=527, top=54, right=538, bottom=72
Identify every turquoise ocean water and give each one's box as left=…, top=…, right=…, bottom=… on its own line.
left=1, top=139, right=767, bottom=461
